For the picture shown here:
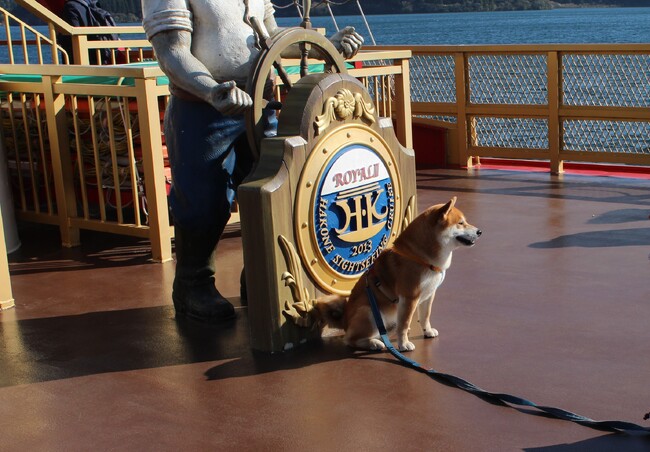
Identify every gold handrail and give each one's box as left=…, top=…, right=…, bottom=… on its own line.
left=9, top=0, right=153, bottom=66
left=0, top=6, right=70, bottom=64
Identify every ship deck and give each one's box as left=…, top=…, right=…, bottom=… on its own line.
left=2, top=167, right=650, bottom=451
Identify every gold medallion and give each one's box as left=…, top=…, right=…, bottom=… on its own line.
left=295, top=123, right=402, bottom=295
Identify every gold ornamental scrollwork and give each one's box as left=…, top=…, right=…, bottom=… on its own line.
left=402, top=195, right=417, bottom=233
left=315, top=89, right=376, bottom=135
left=278, top=235, right=316, bottom=328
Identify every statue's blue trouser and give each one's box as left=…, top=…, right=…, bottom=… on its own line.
left=165, top=96, right=278, bottom=230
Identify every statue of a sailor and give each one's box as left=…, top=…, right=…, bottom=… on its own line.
left=141, top=0, right=363, bottom=322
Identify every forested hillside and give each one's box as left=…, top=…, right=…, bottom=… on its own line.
left=2, top=0, right=646, bottom=23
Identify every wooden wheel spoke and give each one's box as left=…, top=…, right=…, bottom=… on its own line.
left=245, top=28, right=348, bottom=159
left=299, top=42, right=312, bottom=78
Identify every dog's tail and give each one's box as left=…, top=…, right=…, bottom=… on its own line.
left=312, top=294, right=347, bottom=330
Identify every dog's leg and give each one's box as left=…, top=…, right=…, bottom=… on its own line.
left=396, top=296, right=419, bottom=351
left=348, top=337, right=386, bottom=351
left=345, top=329, right=386, bottom=351
left=418, top=290, right=439, bottom=338
left=344, top=307, right=386, bottom=351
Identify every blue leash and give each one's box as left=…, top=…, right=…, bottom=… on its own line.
left=365, top=283, right=650, bottom=434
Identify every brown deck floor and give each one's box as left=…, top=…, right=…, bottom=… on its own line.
left=2, top=168, right=650, bottom=451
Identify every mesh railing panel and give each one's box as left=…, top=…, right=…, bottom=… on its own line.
left=562, top=54, right=650, bottom=107
left=469, top=54, right=547, bottom=105
left=414, top=114, right=457, bottom=124
left=473, top=117, right=549, bottom=149
left=406, top=47, right=650, bottom=162
left=410, top=54, right=456, bottom=103
left=563, top=120, right=650, bottom=154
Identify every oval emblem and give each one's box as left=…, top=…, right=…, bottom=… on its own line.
left=295, top=124, right=402, bottom=295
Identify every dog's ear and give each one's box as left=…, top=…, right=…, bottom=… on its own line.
left=441, top=196, right=457, bottom=217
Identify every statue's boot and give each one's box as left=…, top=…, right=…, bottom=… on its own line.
left=172, top=226, right=235, bottom=322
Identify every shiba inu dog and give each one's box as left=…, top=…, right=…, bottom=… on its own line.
left=314, top=197, right=481, bottom=352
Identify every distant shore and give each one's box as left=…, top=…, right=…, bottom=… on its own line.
left=275, top=2, right=638, bottom=18
left=10, top=0, right=644, bottom=24
left=552, top=3, right=617, bottom=7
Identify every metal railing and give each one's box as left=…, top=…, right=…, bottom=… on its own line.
left=0, top=50, right=411, bottom=261
left=63, top=28, right=154, bottom=66
left=2, top=1, right=154, bottom=66
left=0, top=64, right=173, bottom=260
left=0, top=7, right=70, bottom=64
left=372, top=44, right=650, bottom=173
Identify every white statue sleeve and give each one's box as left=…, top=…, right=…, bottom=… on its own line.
left=262, top=0, right=279, bottom=37
left=141, top=0, right=192, bottom=41
left=263, top=0, right=275, bottom=21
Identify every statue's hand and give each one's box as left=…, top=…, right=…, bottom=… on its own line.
left=210, top=81, right=253, bottom=115
left=330, top=26, right=364, bottom=59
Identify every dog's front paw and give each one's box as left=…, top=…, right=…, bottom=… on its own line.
left=369, top=338, right=386, bottom=351
left=398, top=340, right=416, bottom=352
left=424, top=327, right=439, bottom=338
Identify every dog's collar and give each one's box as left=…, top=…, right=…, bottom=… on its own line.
left=391, top=245, right=443, bottom=273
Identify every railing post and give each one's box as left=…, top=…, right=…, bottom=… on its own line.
left=0, top=204, right=15, bottom=310
left=72, top=35, right=89, bottom=65
left=548, top=51, right=563, bottom=174
left=48, top=23, right=61, bottom=64
left=454, top=52, right=472, bottom=169
left=393, top=56, right=413, bottom=149
left=42, top=75, right=81, bottom=247
left=135, top=78, right=173, bottom=263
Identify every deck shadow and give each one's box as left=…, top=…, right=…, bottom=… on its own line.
left=529, top=227, right=650, bottom=248
left=8, top=223, right=157, bottom=274
left=0, top=305, right=245, bottom=387
left=524, top=433, right=650, bottom=451
left=203, top=337, right=356, bottom=381
left=0, top=306, right=353, bottom=388
left=415, top=170, right=650, bottom=207
left=587, top=208, right=650, bottom=225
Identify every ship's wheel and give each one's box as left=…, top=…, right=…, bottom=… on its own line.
left=244, top=15, right=348, bottom=158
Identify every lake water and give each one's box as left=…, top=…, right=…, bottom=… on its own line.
left=276, top=7, right=650, bottom=45
left=279, top=8, right=650, bottom=155
left=5, top=7, right=649, bottom=51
